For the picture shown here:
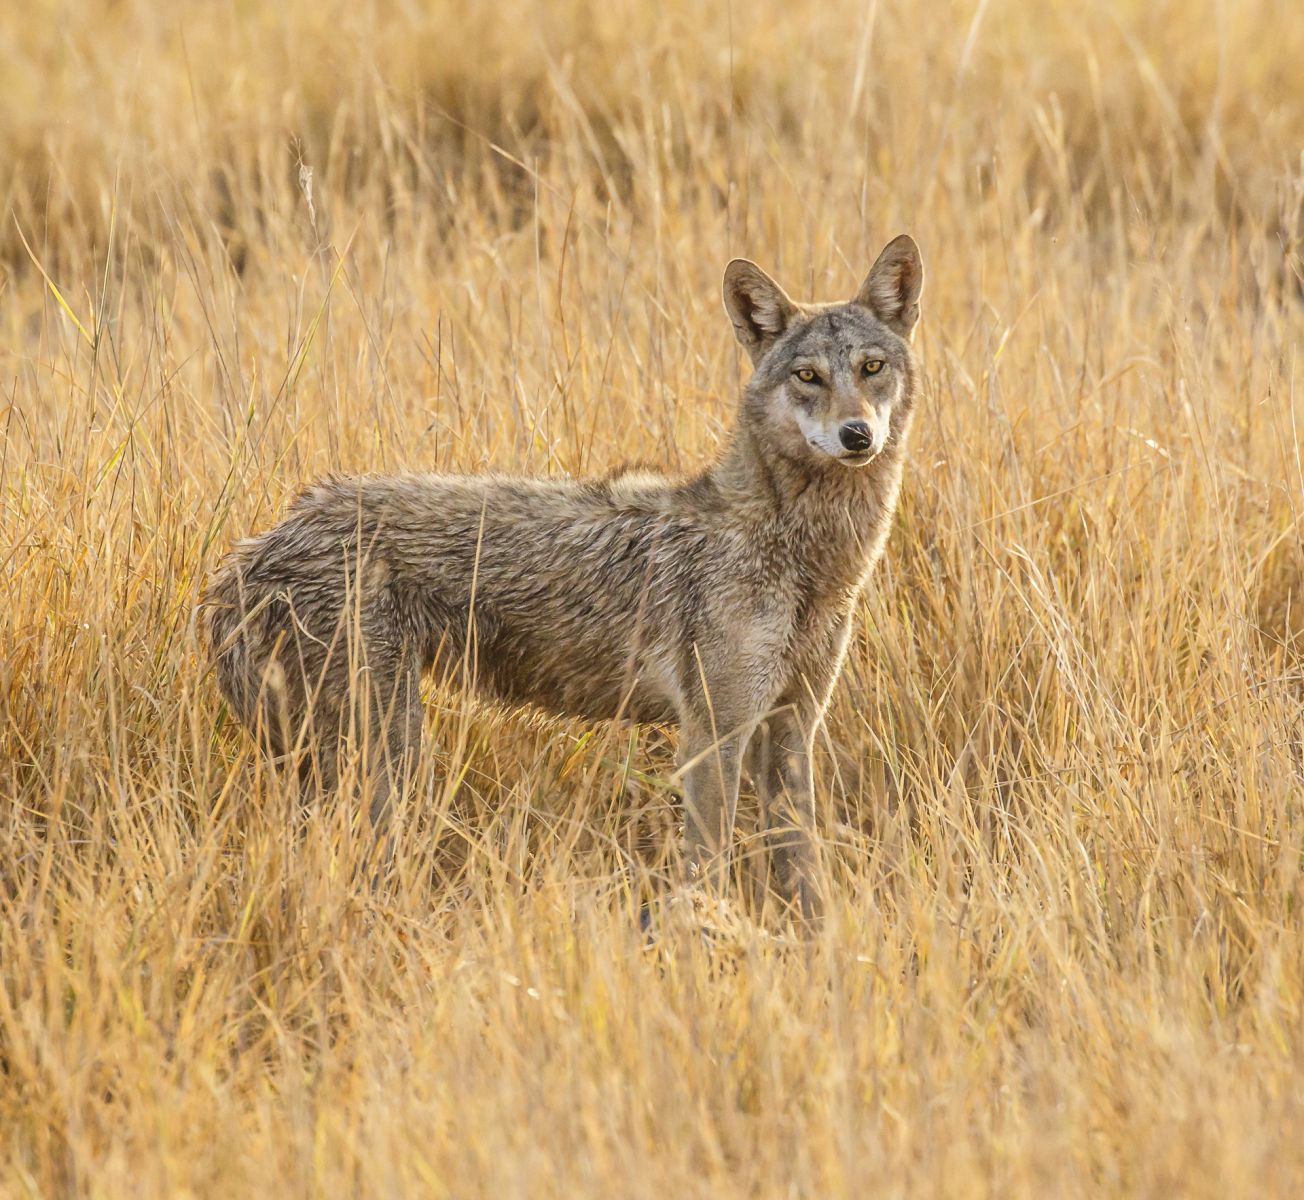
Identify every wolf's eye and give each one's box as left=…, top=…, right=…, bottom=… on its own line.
left=862, top=359, right=886, bottom=377
left=794, top=368, right=820, bottom=384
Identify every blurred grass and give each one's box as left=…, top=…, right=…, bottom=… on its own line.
left=1, top=0, right=1302, bottom=1195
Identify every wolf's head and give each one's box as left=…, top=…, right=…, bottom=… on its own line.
left=723, top=235, right=923, bottom=470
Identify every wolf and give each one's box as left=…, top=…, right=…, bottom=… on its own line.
left=203, top=234, right=924, bottom=916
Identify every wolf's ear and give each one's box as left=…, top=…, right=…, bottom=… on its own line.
left=723, top=259, right=800, bottom=365
left=854, top=235, right=924, bottom=339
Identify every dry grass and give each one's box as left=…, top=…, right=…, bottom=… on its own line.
left=2, top=0, right=1303, bottom=1194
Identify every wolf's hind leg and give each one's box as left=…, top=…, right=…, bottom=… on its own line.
left=295, top=699, right=343, bottom=797
left=364, top=653, right=425, bottom=840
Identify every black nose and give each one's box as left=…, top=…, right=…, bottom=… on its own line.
left=839, top=420, right=874, bottom=453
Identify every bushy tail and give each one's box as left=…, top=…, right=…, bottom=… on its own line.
left=202, top=560, right=266, bottom=742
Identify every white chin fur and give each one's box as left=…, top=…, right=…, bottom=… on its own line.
left=838, top=449, right=880, bottom=467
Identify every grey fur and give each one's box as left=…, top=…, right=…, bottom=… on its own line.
left=203, top=234, right=925, bottom=916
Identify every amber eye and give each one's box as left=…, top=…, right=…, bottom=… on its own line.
left=794, top=368, right=820, bottom=384
left=863, top=359, right=885, bottom=377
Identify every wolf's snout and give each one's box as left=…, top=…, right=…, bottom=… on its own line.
left=838, top=420, right=874, bottom=453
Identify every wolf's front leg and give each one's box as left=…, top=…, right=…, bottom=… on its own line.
left=677, top=716, right=750, bottom=893
left=754, top=705, right=822, bottom=920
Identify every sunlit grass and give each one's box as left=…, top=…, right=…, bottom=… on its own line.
left=1, top=0, right=1302, bottom=1194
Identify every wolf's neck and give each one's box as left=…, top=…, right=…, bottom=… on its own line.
left=709, top=422, right=907, bottom=592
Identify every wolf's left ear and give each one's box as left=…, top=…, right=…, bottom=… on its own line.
left=723, top=259, right=800, bottom=365
left=854, top=235, right=924, bottom=339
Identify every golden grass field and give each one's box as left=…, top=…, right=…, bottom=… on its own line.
left=2, top=0, right=1303, bottom=1194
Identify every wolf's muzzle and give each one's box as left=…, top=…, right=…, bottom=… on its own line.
left=838, top=420, right=874, bottom=453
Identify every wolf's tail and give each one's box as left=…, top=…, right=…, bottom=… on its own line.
left=202, top=557, right=265, bottom=738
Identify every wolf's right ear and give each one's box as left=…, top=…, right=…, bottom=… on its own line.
left=723, top=260, right=800, bottom=365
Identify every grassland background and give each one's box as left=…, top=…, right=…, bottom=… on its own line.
left=2, top=0, right=1302, bottom=1195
